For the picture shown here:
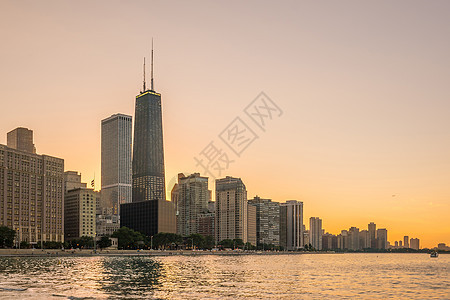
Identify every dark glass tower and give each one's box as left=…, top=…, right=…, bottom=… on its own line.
left=120, top=51, right=176, bottom=237
left=132, top=90, right=166, bottom=202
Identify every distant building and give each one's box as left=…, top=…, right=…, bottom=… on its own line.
left=310, top=217, right=323, bottom=250
left=101, top=113, right=132, bottom=216
left=410, top=238, right=420, bottom=250
left=437, top=243, right=450, bottom=250
left=7, top=127, right=36, bottom=154
left=359, top=230, right=370, bottom=249
left=337, top=230, right=349, bottom=250
left=197, top=212, right=215, bottom=238
left=174, top=173, right=209, bottom=236
left=0, top=131, right=64, bottom=244
left=247, top=203, right=257, bottom=246
left=394, top=241, right=398, bottom=247
left=368, top=222, right=377, bottom=248
left=348, top=227, right=360, bottom=250
left=377, top=228, right=388, bottom=249
left=64, top=188, right=98, bottom=240
left=399, top=240, right=403, bottom=247
left=404, top=236, right=409, bottom=248
left=121, top=64, right=176, bottom=236
left=280, top=200, right=303, bottom=250
left=215, top=176, right=248, bottom=243
left=247, top=196, right=280, bottom=247
left=64, top=171, right=87, bottom=193
left=322, top=233, right=338, bottom=250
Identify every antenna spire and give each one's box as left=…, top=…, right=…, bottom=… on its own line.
left=143, top=57, right=146, bottom=92
left=151, top=38, right=154, bottom=91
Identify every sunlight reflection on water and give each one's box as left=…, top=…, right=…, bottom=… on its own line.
left=0, top=254, right=448, bottom=299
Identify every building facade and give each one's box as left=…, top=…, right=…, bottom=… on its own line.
left=215, top=176, right=248, bottom=243
left=309, top=217, right=323, bottom=250
left=280, top=200, right=303, bottom=250
left=64, top=188, right=98, bottom=240
left=64, top=171, right=87, bottom=193
left=0, top=131, right=64, bottom=244
left=174, top=173, right=209, bottom=236
left=410, top=238, right=420, bottom=250
left=247, top=196, right=280, bottom=246
left=101, top=114, right=132, bottom=216
left=121, top=81, right=176, bottom=236
left=376, top=228, right=388, bottom=249
left=7, top=127, right=36, bottom=154
left=247, top=203, right=257, bottom=246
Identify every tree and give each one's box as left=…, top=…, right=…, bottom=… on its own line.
left=98, top=236, right=112, bottom=249
left=153, top=232, right=183, bottom=249
left=204, top=235, right=215, bottom=249
left=0, top=226, right=16, bottom=248
left=112, top=227, right=146, bottom=249
left=187, top=234, right=205, bottom=249
left=218, top=239, right=233, bottom=249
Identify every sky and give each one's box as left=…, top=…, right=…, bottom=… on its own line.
left=1, top=1, right=449, bottom=248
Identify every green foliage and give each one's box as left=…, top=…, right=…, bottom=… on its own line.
left=0, top=226, right=15, bottom=248
left=98, top=236, right=112, bottom=249
left=218, top=239, right=244, bottom=249
left=67, top=236, right=94, bottom=249
left=152, top=232, right=183, bottom=249
left=112, top=227, right=146, bottom=249
left=20, top=241, right=31, bottom=249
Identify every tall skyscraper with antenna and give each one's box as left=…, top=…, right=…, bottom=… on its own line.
left=120, top=42, right=176, bottom=236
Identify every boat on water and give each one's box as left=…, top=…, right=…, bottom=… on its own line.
left=430, top=251, right=438, bottom=258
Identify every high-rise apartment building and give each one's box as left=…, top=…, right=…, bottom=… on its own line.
left=174, top=173, right=209, bottom=236
left=64, top=188, right=98, bottom=240
left=359, top=230, right=370, bottom=249
left=101, top=114, right=132, bottom=215
left=280, top=200, right=303, bottom=250
left=247, top=203, right=257, bottom=246
left=348, top=227, right=360, bottom=250
left=404, top=236, right=409, bottom=248
left=215, top=176, right=248, bottom=243
left=247, top=196, right=280, bottom=246
left=310, top=217, right=323, bottom=250
left=7, top=127, right=36, bottom=154
left=377, top=228, right=388, bottom=249
left=410, top=238, right=420, bottom=250
left=368, top=222, right=377, bottom=248
left=120, top=56, right=176, bottom=236
left=0, top=129, right=64, bottom=244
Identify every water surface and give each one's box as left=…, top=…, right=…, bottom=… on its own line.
left=0, top=253, right=448, bottom=299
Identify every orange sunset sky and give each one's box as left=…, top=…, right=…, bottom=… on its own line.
left=1, top=1, right=449, bottom=248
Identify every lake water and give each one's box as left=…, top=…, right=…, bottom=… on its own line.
left=0, top=253, right=448, bottom=299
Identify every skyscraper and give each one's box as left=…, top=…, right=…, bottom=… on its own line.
left=101, top=113, right=132, bottom=215
left=174, top=173, right=209, bottom=236
left=1, top=129, right=64, bottom=244
left=280, top=200, right=303, bottom=250
left=410, top=238, right=420, bottom=250
left=377, top=228, right=388, bottom=249
left=368, top=222, right=377, bottom=248
left=215, top=176, right=248, bottom=243
left=7, top=127, right=36, bottom=154
left=404, top=235, right=409, bottom=248
left=310, top=217, right=323, bottom=250
left=247, top=196, right=280, bottom=247
left=120, top=51, right=176, bottom=236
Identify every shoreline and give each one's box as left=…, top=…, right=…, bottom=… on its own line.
left=0, top=249, right=442, bottom=257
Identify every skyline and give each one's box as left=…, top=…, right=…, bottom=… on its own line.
left=1, top=1, right=450, bottom=247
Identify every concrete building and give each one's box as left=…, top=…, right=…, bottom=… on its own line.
left=410, top=238, right=420, bottom=250
left=197, top=212, right=215, bottom=238
left=337, top=230, right=349, bottom=250
left=309, top=217, right=323, bottom=250
left=0, top=130, right=64, bottom=244
left=215, top=176, right=248, bottom=243
left=64, top=171, right=87, bottom=193
left=247, top=203, right=257, bottom=246
left=404, top=236, right=409, bottom=248
left=173, top=173, right=209, bottom=236
left=368, top=222, right=377, bottom=248
left=247, top=196, right=280, bottom=247
left=359, top=230, right=370, bottom=249
left=377, top=228, right=388, bottom=249
left=348, top=227, right=360, bottom=250
left=322, top=233, right=338, bottom=250
left=7, top=127, right=36, bottom=154
left=64, top=188, right=98, bottom=240
left=101, top=113, right=132, bottom=216
left=280, top=200, right=303, bottom=250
